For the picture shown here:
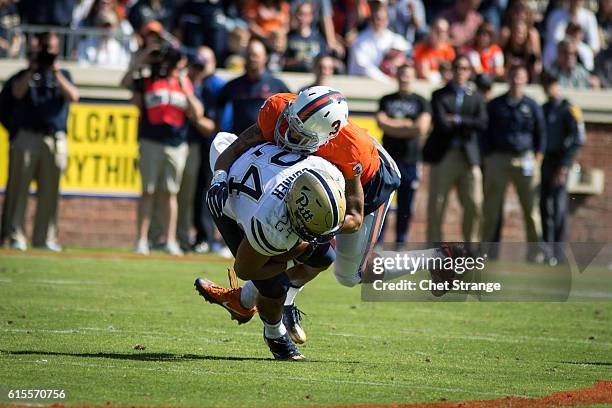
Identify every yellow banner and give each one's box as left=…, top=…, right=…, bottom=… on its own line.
left=0, top=103, right=141, bottom=196
left=0, top=104, right=381, bottom=197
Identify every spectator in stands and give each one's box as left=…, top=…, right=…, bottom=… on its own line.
left=439, top=0, right=483, bottom=48
left=503, top=19, right=542, bottom=82
left=499, top=0, right=540, bottom=50
left=386, top=0, right=427, bottom=44
left=127, top=0, right=174, bottom=33
left=121, top=42, right=204, bottom=256
left=242, top=0, right=290, bottom=46
left=216, top=39, right=290, bottom=135
left=284, top=1, right=327, bottom=72
left=348, top=3, right=410, bottom=83
left=499, top=0, right=542, bottom=67
left=331, top=0, right=369, bottom=47
left=423, top=55, right=487, bottom=243
left=300, top=53, right=335, bottom=90
left=80, top=0, right=137, bottom=53
left=222, top=26, right=251, bottom=71
left=540, top=70, right=585, bottom=263
left=18, top=0, right=75, bottom=26
left=4, top=32, right=79, bottom=251
left=543, top=22, right=594, bottom=71
left=267, top=28, right=288, bottom=73
left=0, top=0, right=20, bottom=58
left=466, top=21, right=505, bottom=79
left=77, top=10, right=131, bottom=68
left=598, top=0, right=612, bottom=46
left=548, top=39, right=600, bottom=88
left=290, top=0, right=344, bottom=58
left=546, top=0, right=600, bottom=56
left=482, top=64, right=546, bottom=250
left=174, top=0, right=226, bottom=58
left=376, top=62, right=431, bottom=244
left=414, top=18, right=455, bottom=84
left=176, top=47, right=216, bottom=253
left=478, top=0, right=508, bottom=32
left=594, top=39, right=612, bottom=87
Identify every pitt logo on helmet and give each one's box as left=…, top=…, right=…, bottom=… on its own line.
left=286, top=169, right=346, bottom=242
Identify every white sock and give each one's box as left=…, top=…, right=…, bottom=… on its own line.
left=284, top=285, right=303, bottom=306
left=239, top=281, right=258, bottom=309
left=380, top=249, right=446, bottom=281
left=263, top=318, right=287, bottom=339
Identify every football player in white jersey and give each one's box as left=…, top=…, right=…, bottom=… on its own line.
left=195, top=132, right=346, bottom=361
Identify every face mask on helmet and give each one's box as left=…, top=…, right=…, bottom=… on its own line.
left=274, top=87, right=349, bottom=154
left=286, top=169, right=346, bottom=243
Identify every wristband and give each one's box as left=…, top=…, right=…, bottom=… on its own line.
left=212, top=170, right=228, bottom=184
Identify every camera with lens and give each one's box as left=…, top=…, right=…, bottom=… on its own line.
left=149, top=43, right=184, bottom=79
left=36, top=46, right=58, bottom=69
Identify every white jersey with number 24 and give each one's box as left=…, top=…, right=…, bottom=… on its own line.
left=223, top=142, right=344, bottom=257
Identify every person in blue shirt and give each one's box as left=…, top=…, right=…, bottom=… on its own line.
left=540, top=70, right=585, bottom=262
left=3, top=32, right=79, bottom=251
left=216, top=39, right=290, bottom=135
left=482, top=64, right=547, bottom=253
left=176, top=47, right=216, bottom=252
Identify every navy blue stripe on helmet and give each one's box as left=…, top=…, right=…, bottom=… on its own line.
left=306, top=169, right=338, bottom=229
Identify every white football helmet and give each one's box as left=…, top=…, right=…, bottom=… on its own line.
left=286, top=169, right=346, bottom=243
left=275, top=86, right=349, bottom=154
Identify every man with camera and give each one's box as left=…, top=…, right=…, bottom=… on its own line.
left=121, top=35, right=204, bottom=256
left=3, top=32, right=79, bottom=251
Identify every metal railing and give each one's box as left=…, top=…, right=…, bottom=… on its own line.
left=2, top=24, right=135, bottom=62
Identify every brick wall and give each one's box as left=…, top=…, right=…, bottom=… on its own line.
left=2, top=124, right=610, bottom=248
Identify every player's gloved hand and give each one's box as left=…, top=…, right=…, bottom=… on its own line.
left=207, top=170, right=229, bottom=219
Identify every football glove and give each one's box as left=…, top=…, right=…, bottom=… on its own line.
left=207, top=170, right=229, bottom=219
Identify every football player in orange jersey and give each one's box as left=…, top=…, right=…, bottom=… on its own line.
left=202, top=86, right=466, bottom=344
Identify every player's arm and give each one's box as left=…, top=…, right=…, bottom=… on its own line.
left=234, top=239, right=289, bottom=281
left=207, top=124, right=266, bottom=218
left=214, top=124, right=265, bottom=172
left=234, top=237, right=309, bottom=281
left=340, top=176, right=364, bottom=233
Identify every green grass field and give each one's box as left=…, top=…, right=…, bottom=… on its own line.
left=0, top=250, right=611, bottom=407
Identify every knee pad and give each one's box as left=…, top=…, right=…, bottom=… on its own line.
left=252, top=272, right=291, bottom=299
left=302, top=242, right=336, bottom=269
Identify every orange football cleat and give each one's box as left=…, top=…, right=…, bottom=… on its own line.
left=194, top=269, right=256, bottom=324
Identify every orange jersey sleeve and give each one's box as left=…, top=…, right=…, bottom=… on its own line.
left=257, top=93, right=296, bottom=143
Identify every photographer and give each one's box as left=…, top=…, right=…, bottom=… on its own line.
left=3, top=32, right=78, bottom=252
left=121, top=30, right=204, bottom=256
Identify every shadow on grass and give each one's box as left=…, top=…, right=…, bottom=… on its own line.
left=559, top=361, right=612, bottom=366
left=1, top=349, right=270, bottom=362
left=1, top=349, right=361, bottom=364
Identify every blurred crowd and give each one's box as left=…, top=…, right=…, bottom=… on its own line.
left=0, top=0, right=610, bottom=88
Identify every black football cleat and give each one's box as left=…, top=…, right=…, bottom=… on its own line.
left=263, top=331, right=306, bottom=361
left=282, top=304, right=307, bottom=344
